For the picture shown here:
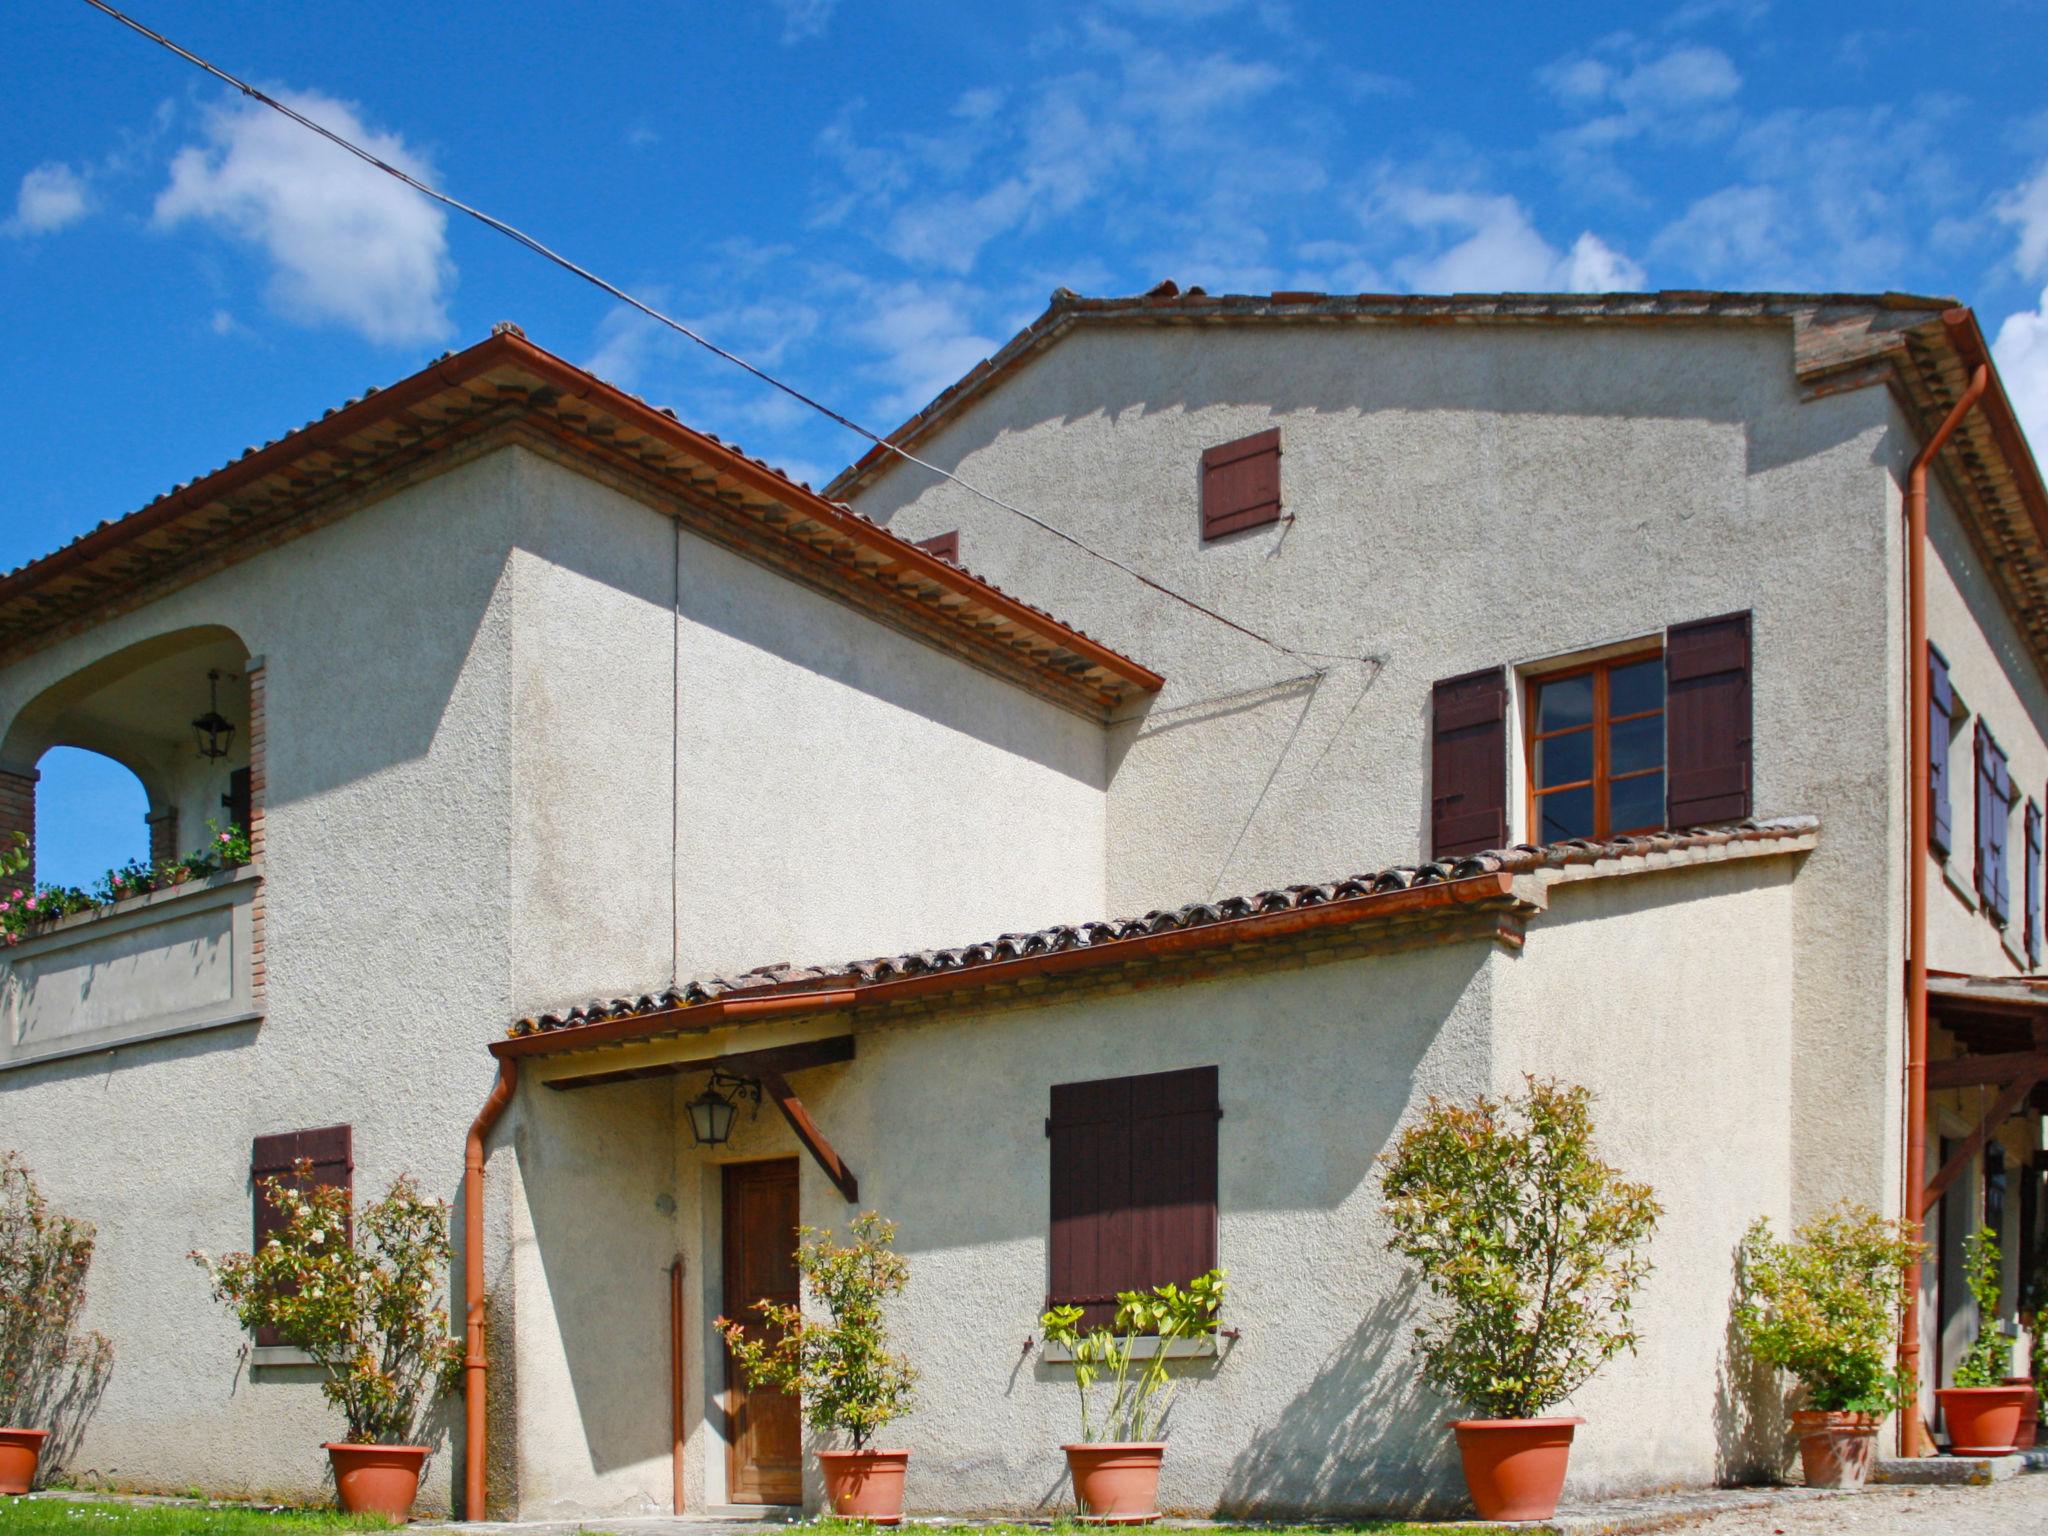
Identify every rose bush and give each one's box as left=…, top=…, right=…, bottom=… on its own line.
left=191, top=1161, right=461, bottom=1446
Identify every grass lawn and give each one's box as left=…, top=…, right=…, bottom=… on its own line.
left=0, top=1500, right=398, bottom=1536
left=1, top=1503, right=1492, bottom=1536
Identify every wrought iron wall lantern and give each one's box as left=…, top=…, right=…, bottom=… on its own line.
left=686, top=1069, right=763, bottom=1147
left=192, top=670, right=236, bottom=761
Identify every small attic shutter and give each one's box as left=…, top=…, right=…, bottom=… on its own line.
left=1430, top=667, right=1507, bottom=859
left=250, top=1125, right=352, bottom=1348
left=1929, top=647, right=1954, bottom=858
left=1047, top=1065, right=1219, bottom=1329
left=1200, top=429, right=1282, bottom=539
left=1665, top=612, right=1752, bottom=827
left=914, top=530, right=960, bottom=565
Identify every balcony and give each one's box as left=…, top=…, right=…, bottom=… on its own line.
left=0, top=858, right=262, bottom=1070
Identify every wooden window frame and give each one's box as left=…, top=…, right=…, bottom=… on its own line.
left=1523, top=646, right=1667, bottom=843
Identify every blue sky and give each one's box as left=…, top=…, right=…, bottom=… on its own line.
left=7, top=0, right=2048, bottom=882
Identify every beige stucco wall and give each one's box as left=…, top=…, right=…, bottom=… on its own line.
left=0, top=440, right=1109, bottom=1511
left=497, top=844, right=1803, bottom=1519
left=846, top=320, right=1904, bottom=1231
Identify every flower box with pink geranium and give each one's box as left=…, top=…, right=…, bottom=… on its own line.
left=0, top=821, right=252, bottom=949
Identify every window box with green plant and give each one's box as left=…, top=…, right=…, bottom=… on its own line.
left=1734, top=1201, right=1925, bottom=1488
left=1378, top=1077, right=1661, bottom=1523
left=1039, top=1269, right=1225, bottom=1524
left=0, top=823, right=253, bottom=949
left=0, top=1153, right=113, bottom=1495
left=191, top=1160, right=463, bottom=1518
left=718, top=1213, right=918, bottom=1524
left=1935, top=1226, right=2031, bottom=1456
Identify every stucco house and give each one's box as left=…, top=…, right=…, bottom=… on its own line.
left=1, top=291, right=2044, bottom=1519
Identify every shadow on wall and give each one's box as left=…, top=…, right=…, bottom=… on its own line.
left=1712, top=1239, right=1786, bottom=1486
left=1217, top=1279, right=1467, bottom=1521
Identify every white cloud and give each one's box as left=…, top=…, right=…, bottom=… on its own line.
left=4, top=163, right=91, bottom=237
left=1538, top=42, right=1742, bottom=200
left=154, top=90, right=453, bottom=346
left=768, top=0, right=836, bottom=44
left=843, top=281, right=999, bottom=416
left=1649, top=184, right=1799, bottom=286
left=1995, top=162, right=2048, bottom=457
left=1374, top=187, right=1645, bottom=293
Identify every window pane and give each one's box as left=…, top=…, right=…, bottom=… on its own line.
left=1535, top=728, right=1593, bottom=789
left=1609, top=713, right=1665, bottom=776
left=1536, top=784, right=1595, bottom=841
left=1610, top=771, right=1665, bottom=833
left=1609, top=656, right=1664, bottom=717
left=1536, top=673, right=1594, bottom=733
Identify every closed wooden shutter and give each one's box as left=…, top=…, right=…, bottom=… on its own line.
left=1665, top=612, right=1752, bottom=827
left=1200, top=429, right=1282, bottom=539
left=1048, top=1065, right=1219, bottom=1328
left=250, top=1125, right=352, bottom=1347
left=913, top=530, right=960, bottom=565
left=2027, top=799, right=2042, bottom=967
left=1431, top=667, right=1507, bottom=859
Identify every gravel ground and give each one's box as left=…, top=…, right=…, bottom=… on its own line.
left=1657, top=1473, right=2047, bottom=1535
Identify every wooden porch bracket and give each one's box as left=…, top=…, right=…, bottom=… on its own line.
left=758, top=1066, right=859, bottom=1203
left=1925, top=1048, right=2048, bottom=1089
left=1924, top=1071, right=2043, bottom=1207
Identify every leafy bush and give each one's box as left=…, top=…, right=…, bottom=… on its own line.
left=1951, top=1226, right=2013, bottom=1389
left=191, top=1162, right=462, bottom=1445
left=717, top=1213, right=916, bottom=1452
left=1378, top=1076, right=1662, bottom=1420
left=0, top=1153, right=113, bottom=1463
left=1734, top=1201, right=1925, bottom=1412
left=1040, top=1269, right=1226, bottom=1443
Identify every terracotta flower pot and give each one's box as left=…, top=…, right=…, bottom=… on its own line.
left=816, top=1448, right=910, bottom=1524
left=0, top=1428, right=50, bottom=1496
left=1063, top=1442, right=1166, bottom=1524
left=1935, top=1385, right=2032, bottom=1456
left=2006, top=1377, right=2039, bottom=1448
left=1450, top=1417, right=1581, bottom=1522
left=1790, top=1410, right=1880, bottom=1489
left=324, top=1442, right=430, bottom=1518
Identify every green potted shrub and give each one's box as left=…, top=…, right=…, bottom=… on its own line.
left=1378, top=1076, right=1661, bottom=1522
left=1937, top=1226, right=2031, bottom=1456
left=1734, top=1201, right=1925, bottom=1487
left=192, top=1160, right=463, bottom=1517
left=718, top=1213, right=917, bottom=1524
left=1040, top=1269, right=1226, bottom=1524
left=0, top=1153, right=113, bottom=1494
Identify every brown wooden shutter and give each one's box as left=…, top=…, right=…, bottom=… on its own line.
left=1200, top=429, right=1282, bottom=539
left=1048, top=1065, right=1219, bottom=1328
left=250, top=1125, right=352, bottom=1348
left=913, top=530, right=960, bottom=565
left=2027, top=798, right=2042, bottom=967
left=1431, top=667, right=1508, bottom=859
left=224, top=767, right=252, bottom=836
left=1665, top=611, right=1752, bottom=827
left=1929, top=647, right=1954, bottom=858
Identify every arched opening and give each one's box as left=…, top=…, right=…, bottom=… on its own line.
left=30, top=747, right=152, bottom=891
left=0, top=626, right=254, bottom=900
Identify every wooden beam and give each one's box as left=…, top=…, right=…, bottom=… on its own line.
left=759, top=1066, right=859, bottom=1204
left=1925, top=1073, right=2043, bottom=1206
left=544, top=1034, right=854, bottom=1092
left=1926, top=1049, right=2048, bottom=1089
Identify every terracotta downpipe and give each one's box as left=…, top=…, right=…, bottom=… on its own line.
left=463, top=1058, right=520, bottom=1519
left=669, top=1256, right=686, bottom=1516
left=1900, top=357, right=1989, bottom=1456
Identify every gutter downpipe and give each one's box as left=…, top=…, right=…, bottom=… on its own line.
left=1900, top=357, right=1988, bottom=1457
left=463, top=1058, right=520, bottom=1519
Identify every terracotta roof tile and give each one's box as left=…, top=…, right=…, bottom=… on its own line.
left=509, top=815, right=1818, bottom=1039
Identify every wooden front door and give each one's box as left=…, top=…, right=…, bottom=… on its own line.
left=723, top=1159, right=802, bottom=1504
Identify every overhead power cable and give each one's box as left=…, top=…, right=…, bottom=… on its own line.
left=80, top=0, right=1374, bottom=670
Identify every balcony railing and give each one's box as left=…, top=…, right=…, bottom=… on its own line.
left=0, top=860, right=262, bottom=1069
